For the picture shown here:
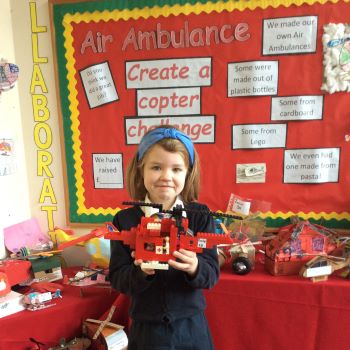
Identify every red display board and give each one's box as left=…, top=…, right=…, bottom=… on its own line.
left=50, top=0, right=350, bottom=227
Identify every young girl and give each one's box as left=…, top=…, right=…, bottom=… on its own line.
left=109, top=125, right=219, bottom=350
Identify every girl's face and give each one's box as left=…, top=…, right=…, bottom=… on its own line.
left=142, top=144, right=188, bottom=210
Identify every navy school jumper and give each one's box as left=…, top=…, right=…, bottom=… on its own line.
left=109, top=202, right=220, bottom=350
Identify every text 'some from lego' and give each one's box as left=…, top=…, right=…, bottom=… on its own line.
left=232, top=124, right=287, bottom=149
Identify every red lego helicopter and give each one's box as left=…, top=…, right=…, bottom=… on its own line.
left=103, top=201, right=244, bottom=270
left=58, top=202, right=244, bottom=270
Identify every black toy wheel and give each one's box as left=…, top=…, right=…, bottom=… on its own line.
left=232, top=256, right=252, bottom=275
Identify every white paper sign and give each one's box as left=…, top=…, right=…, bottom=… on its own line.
left=93, top=153, right=124, bottom=189
left=231, top=197, right=251, bottom=216
left=271, top=95, right=323, bottom=121
left=126, top=57, right=211, bottom=89
left=125, top=116, right=215, bottom=144
left=263, top=16, right=318, bottom=55
left=228, top=61, right=278, bottom=97
left=80, top=62, right=119, bottom=108
left=137, top=87, right=200, bottom=116
left=105, top=328, right=128, bottom=350
left=232, top=124, right=287, bottom=149
left=284, top=148, right=340, bottom=183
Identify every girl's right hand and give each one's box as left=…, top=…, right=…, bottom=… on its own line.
left=131, top=251, right=155, bottom=275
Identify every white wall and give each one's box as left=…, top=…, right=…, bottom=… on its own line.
left=10, top=0, right=67, bottom=232
left=0, top=0, right=31, bottom=258
left=0, top=0, right=87, bottom=264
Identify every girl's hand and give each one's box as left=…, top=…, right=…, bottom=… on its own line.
left=131, top=251, right=155, bottom=276
left=168, top=249, right=198, bottom=276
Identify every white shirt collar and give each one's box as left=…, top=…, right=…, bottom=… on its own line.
left=142, top=195, right=187, bottom=218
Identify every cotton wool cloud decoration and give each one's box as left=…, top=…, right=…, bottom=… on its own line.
left=321, top=23, right=350, bottom=94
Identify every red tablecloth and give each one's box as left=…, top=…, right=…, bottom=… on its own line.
left=0, top=268, right=122, bottom=350
left=204, top=262, right=350, bottom=350
left=2, top=264, right=350, bottom=350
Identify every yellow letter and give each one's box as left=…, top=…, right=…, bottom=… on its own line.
left=32, top=94, right=50, bottom=122
left=41, top=205, right=57, bottom=231
left=37, top=150, right=53, bottom=177
left=31, top=64, right=48, bottom=93
left=34, top=122, right=52, bottom=149
left=32, top=33, right=48, bottom=63
left=39, top=178, right=57, bottom=204
left=30, top=2, right=46, bottom=33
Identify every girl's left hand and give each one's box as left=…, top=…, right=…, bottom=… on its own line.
left=168, top=249, right=198, bottom=276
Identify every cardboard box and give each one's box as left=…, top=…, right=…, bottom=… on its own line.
left=30, top=256, right=63, bottom=282
left=0, top=290, right=25, bottom=318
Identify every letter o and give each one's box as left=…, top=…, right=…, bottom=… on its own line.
left=34, top=122, right=52, bottom=149
left=149, top=97, right=158, bottom=109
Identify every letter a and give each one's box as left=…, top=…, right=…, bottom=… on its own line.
left=199, top=65, right=210, bottom=78
left=81, top=31, right=97, bottom=54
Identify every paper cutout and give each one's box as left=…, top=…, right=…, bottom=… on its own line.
left=4, top=218, right=50, bottom=253
left=0, top=62, right=19, bottom=93
left=0, top=137, right=16, bottom=176
left=236, top=163, right=266, bottom=183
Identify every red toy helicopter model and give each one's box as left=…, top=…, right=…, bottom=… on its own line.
left=103, top=202, right=243, bottom=270
left=58, top=202, right=244, bottom=270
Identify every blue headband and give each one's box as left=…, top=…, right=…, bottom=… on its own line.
left=137, top=128, right=195, bottom=166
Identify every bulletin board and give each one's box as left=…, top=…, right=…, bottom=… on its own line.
left=50, top=0, right=350, bottom=228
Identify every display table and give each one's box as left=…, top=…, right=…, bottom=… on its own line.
left=0, top=267, right=125, bottom=350
left=2, top=264, right=350, bottom=350
left=204, top=263, right=350, bottom=350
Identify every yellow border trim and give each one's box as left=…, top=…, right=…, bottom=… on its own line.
left=260, top=211, right=350, bottom=221
left=62, top=0, right=350, bottom=216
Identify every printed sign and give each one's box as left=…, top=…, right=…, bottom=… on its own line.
left=125, top=116, right=215, bottom=144
left=232, top=124, right=287, bottom=149
left=263, top=16, right=318, bottom=55
left=137, top=87, right=201, bottom=116
left=93, top=153, right=124, bottom=189
left=228, top=61, right=278, bottom=97
left=80, top=61, right=119, bottom=108
left=271, top=95, right=323, bottom=121
left=126, top=57, right=212, bottom=89
left=284, top=148, right=340, bottom=183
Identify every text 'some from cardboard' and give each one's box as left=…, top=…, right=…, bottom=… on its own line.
left=271, top=95, right=324, bottom=121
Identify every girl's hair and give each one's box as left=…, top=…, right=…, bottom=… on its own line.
left=126, top=125, right=200, bottom=203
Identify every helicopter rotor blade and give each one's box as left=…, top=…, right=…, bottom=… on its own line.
left=122, top=201, right=163, bottom=211
left=122, top=201, right=243, bottom=220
